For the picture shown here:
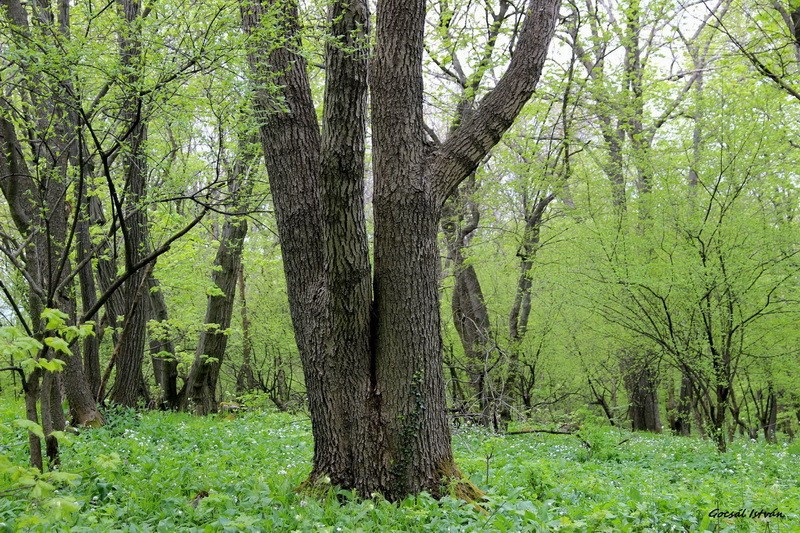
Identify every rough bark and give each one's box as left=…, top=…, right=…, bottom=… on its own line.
left=318, top=0, right=375, bottom=489
left=241, top=0, right=338, bottom=485
left=243, top=0, right=559, bottom=499
left=110, top=0, right=151, bottom=407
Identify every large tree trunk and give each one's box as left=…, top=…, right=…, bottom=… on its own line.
left=243, top=0, right=559, bottom=499
left=242, top=0, right=359, bottom=489
left=371, top=0, right=453, bottom=494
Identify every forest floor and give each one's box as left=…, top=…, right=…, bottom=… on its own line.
left=0, top=399, right=798, bottom=532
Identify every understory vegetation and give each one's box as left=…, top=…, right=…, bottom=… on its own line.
left=1, top=400, right=797, bottom=532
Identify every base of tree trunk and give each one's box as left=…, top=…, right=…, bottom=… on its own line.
left=295, top=459, right=485, bottom=505
left=73, top=411, right=104, bottom=428
left=435, top=459, right=485, bottom=503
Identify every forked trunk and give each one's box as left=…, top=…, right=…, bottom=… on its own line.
left=242, top=0, right=559, bottom=499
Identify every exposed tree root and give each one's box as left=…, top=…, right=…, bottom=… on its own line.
left=294, top=473, right=334, bottom=499
left=436, top=459, right=488, bottom=514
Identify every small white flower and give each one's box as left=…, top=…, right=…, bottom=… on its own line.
left=299, top=500, right=308, bottom=507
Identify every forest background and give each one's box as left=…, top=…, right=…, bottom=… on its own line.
left=1, top=0, right=800, bottom=525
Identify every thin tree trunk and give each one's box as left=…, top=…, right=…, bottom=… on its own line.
left=235, top=264, right=257, bottom=394
left=442, top=190, right=494, bottom=427
left=181, top=213, right=248, bottom=414
left=148, top=276, right=179, bottom=408
left=77, top=199, right=102, bottom=397
left=763, top=385, right=778, bottom=444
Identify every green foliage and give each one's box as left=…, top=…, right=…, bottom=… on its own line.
left=0, top=405, right=795, bottom=531
left=0, top=407, right=82, bottom=519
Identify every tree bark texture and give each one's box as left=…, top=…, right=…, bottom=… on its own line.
left=110, top=0, right=152, bottom=407
left=242, top=0, right=560, bottom=499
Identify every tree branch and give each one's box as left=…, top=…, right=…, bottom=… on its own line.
left=431, top=0, right=562, bottom=205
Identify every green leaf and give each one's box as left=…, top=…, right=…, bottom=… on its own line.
left=38, top=358, right=66, bottom=372
left=41, top=308, right=68, bottom=331
left=44, top=337, right=73, bottom=356
left=47, top=471, right=81, bottom=484
left=30, top=479, right=55, bottom=498
left=47, top=497, right=81, bottom=519
left=94, top=452, right=122, bottom=471
left=49, top=431, right=74, bottom=446
left=13, top=419, right=45, bottom=440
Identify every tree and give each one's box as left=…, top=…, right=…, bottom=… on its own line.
left=181, top=130, right=259, bottom=414
left=241, top=0, right=560, bottom=498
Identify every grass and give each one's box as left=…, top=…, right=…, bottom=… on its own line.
left=0, top=400, right=798, bottom=532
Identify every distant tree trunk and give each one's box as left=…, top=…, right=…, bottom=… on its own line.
left=760, top=385, right=778, bottom=444
left=76, top=182, right=103, bottom=399
left=442, top=187, right=495, bottom=428
left=670, top=372, right=692, bottom=436
left=622, top=351, right=662, bottom=433
left=181, top=136, right=257, bottom=414
left=148, top=276, right=179, bottom=409
left=180, top=211, right=248, bottom=414
left=507, top=192, right=555, bottom=418
left=92, top=195, right=126, bottom=350
left=235, top=264, right=257, bottom=394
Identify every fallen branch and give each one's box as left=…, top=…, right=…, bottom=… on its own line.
left=507, top=428, right=592, bottom=449
left=506, top=428, right=574, bottom=436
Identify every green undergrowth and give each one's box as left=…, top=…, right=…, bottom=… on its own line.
left=0, top=400, right=797, bottom=532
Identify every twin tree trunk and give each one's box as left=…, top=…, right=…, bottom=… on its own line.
left=242, top=0, right=559, bottom=498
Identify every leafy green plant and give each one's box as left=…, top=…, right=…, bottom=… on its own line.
left=0, top=402, right=794, bottom=531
